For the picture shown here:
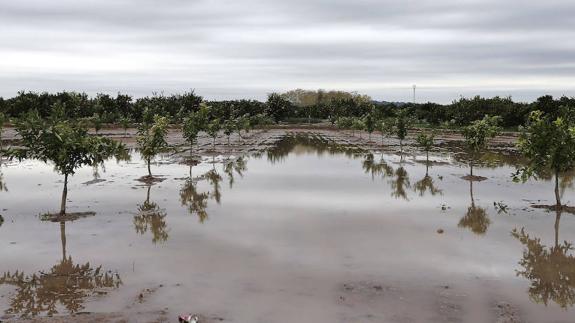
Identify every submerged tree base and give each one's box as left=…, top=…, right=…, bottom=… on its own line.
left=136, top=175, right=167, bottom=185
left=461, top=175, right=488, bottom=182
left=40, top=212, right=96, bottom=222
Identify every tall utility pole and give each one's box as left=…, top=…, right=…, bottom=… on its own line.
left=412, top=84, right=416, bottom=104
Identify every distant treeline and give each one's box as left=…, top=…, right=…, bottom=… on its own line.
left=0, top=89, right=573, bottom=128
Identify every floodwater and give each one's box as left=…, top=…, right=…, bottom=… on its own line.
left=1, top=133, right=575, bottom=322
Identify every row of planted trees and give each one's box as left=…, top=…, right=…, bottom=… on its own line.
left=1, top=90, right=575, bottom=129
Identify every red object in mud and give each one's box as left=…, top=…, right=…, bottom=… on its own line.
left=179, top=314, right=199, bottom=323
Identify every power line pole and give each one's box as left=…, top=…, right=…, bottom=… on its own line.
left=412, top=84, right=416, bottom=104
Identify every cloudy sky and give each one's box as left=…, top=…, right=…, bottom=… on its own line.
left=1, top=0, right=574, bottom=103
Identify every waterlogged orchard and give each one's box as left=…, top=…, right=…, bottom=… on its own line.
left=0, top=93, right=575, bottom=322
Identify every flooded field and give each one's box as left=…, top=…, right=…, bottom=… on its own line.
left=1, top=132, right=574, bottom=322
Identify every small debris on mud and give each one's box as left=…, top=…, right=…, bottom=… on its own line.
left=437, top=228, right=444, bottom=234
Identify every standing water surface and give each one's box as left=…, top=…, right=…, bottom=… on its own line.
left=0, top=133, right=574, bottom=322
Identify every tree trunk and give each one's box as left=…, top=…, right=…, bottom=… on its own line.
left=60, top=221, right=67, bottom=260
left=426, top=152, right=430, bottom=176
left=369, top=133, right=371, bottom=141
left=470, top=179, right=475, bottom=208
left=381, top=133, right=384, bottom=146
left=60, top=173, right=68, bottom=215
left=213, top=138, right=216, bottom=150
left=470, top=161, right=474, bottom=177
left=554, top=209, right=561, bottom=248
left=555, top=170, right=561, bottom=207
left=147, top=158, right=152, bottom=177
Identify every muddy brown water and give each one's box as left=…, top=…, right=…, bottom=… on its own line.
left=0, top=133, right=574, bottom=323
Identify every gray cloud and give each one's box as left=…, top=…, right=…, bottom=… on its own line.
left=1, top=0, right=574, bottom=103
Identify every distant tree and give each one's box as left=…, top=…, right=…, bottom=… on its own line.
left=91, top=113, right=103, bottom=134
left=119, top=116, right=131, bottom=137
left=336, top=117, right=353, bottom=134
left=9, top=109, right=123, bottom=214
left=364, top=113, right=375, bottom=141
left=235, top=115, right=250, bottom=141
left=182, top=108, right=206, bottom=156
left=395, top=109, right=410, bottom=152
left=514, top=111, right=575, bottom=207
left=462, top=115, right=501, bottom=178
left=416, top=132, right=435, bottom=163
left=137, top=115, right=168, bottom=178
left=223, top=119, right=236, bottom=147
left=265, top=93, right=292, bottom=123
left=206, top=119, right=221, bottom=150
left=0, top=112, right=5, bottom=152
left=352, top=118, right=365, bottom=138
left=377, top=119, right=392, bottom=146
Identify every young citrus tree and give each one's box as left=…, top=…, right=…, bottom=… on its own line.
left=137, top=115, right=168, bottom=178
left=119, top=116, right=131, bottom=137
left=462, top=115, right=501, bottom=178
left=376, top=119, right=392, bottom=146
left=0, top=112, right=5, bottom=152
left=9, top=110, right=124, bottom=214
left=182, top=109, right=206, bottom=156
left=514, top=111, right=575, bottom=207
left=352, top=118, right=365, bottom=138
left=364, top=113, right=375, bottom=141
left=206, top=119, right=221, bottom=150
left=223, top=119, right=236, bottom=147
left=416, top=132, right=435, bottom=163
left=395, top=109, right=409, bottom=153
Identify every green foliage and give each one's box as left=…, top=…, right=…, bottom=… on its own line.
left=515, top=111, right=575, bottom=182
left=416, top=132, right=435, bottom=153
left=206, top=119, right=221, bottom=148
left=91, top=113, right=103, bottom=134
left=364, top=113, right=375, bottom=135
left=462, top=115, right=501, bottom=153
left=119, top=116, right=131, bottom=135
left=395, top=109, right=410, bottom=141
left=10, top=110, right=123, bottom=176
left=137, top=115, right=169, bottom=176
left=223, top=119, right=236, bottom=138
left=0, top=112, right=5, bottom=150
left=336, top=117, right=353, bottom=130
left=265, top=93, right=292, bottom=123
left=182, top=106, right=208, bottom=149
left=352, top=118, right=365, bottom=132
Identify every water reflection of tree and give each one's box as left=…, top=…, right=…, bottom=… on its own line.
left=458, top=179, right=490, bottom=235
left=206, top=168, right=222, bottom=204
left=265, top=133, right=364, bottom=164
left=512, top=209, right=575, bottom=308
left=413, top=161, right=442, bottom=196
left=362, top=154, right=394, bottom=180
left=0, top=221, right=121, bottom=317
left=224, top=157, right=247, bottom=189
left=390, top=166, right=411, bottom=200
left=180, top=174, right=209, bottom=223
left=134, top=185, right=169, bottom=243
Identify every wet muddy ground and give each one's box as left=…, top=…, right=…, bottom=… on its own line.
left=0, top=128, right=574, bottom=323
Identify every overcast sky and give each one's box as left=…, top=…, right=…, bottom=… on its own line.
left=1, top=0, right=574, bottom=103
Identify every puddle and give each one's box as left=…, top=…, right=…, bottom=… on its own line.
left=0, top=133, right=575, bottom=321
